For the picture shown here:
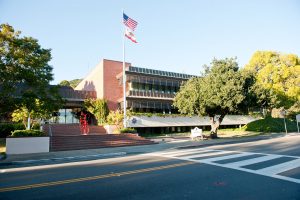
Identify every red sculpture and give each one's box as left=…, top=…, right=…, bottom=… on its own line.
left=80, top=112, right=89, bottom=135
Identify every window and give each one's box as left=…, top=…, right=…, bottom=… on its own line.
left=132, top=82, right=139, bottom=91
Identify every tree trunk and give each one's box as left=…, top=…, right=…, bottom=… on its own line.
left=210, top=114, right=225, bottom=139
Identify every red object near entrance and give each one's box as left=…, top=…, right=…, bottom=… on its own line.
left=80, top=112, right=89, bottom=135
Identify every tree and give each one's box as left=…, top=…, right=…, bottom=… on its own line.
left=106, top=110, right=124, bottom=130
left=11, top=99, right=53, bottom=129
left=244, top=51, right=300, bottom=111
left=69, top=79, right=82, bottom=88
left=58, top=80, right=71, bottom=87
left=0, top=24, right=62, bottom=127
left=173, top=58, right=246, bottom=138
left=58, top=79, right=82, bottom=88
left=84, top=98, right=109, bottom=125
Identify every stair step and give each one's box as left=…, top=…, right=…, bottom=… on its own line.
left=48, top=131, right=156, bottom=151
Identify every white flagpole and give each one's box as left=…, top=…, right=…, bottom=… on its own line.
left=122, top=10, right=127, bottom=128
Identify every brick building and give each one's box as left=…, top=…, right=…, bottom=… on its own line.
left=75, top=59, right=193, bottom=113
left=71, top=59, right=255, bottom=134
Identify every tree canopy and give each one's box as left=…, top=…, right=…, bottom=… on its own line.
left=173, top=58, right=246, bottom=138
left=0, top=24, right=62, bottom=124
left=244, top=51, right=300, bottom=109
left=58, top=80, right=71, bottom=87
left=58, top=79, right=82, bottom=88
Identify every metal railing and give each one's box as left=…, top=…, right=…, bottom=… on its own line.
left=128, top=90, right=175, bottom=99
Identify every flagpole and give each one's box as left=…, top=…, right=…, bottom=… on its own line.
left=122, top=10, right=127, bottom=128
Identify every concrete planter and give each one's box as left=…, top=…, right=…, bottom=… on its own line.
left=104, top=125, right=118, bottom=134
left=6, top=137, right=50, bottom=155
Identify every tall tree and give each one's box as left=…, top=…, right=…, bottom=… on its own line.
left=173, top=58, right=246, bottom=138
left=244, top=51, right=300, bottom=110
left=0, top=24, right=62, bottom=127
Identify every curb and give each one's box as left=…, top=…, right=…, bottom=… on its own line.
left=0, top=152, right=127, bottom=168
left=176, top=134, right=285, bottom=149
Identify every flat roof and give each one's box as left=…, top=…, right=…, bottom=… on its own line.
left=127, top=66, right=195, bottom=80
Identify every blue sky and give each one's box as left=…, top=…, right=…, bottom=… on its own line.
left=1, top=0, right=300, bottom=84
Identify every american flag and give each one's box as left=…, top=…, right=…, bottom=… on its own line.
left=123, top=13, right=138, bottom=31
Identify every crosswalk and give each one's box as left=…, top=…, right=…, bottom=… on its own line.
left=150, top=148, right=300, bottom=184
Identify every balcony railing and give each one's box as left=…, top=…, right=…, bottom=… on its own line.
left=127, top=90, right=175, bottom=100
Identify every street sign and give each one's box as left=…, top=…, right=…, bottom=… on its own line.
left=191, top=127, right=203, bottom=140
left=296, top=114, right=300, bottom=133
left=296, top=114, right=300, bottom=122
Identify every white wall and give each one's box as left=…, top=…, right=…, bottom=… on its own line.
left=127, top=115, right=258, bottom=127
left=6, top=137, right=50, bottom=155
left=75, top=61, right=104, bottom=98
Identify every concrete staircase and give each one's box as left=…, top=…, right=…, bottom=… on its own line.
left=43, top=124, right=156, bottom=151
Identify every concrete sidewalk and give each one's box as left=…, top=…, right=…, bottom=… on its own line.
left=0, top=132, right=297, bottom=168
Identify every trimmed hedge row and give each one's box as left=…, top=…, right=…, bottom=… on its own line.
left=11, top=130, right=45, bottom=137
left=0, top=123, right=25, bottom=138
left=0, top=123, right=41, bottom=138
left=119, top=127, right=137, bottom=133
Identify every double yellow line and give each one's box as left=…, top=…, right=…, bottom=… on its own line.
left=0, top=162, right=194, bottom=193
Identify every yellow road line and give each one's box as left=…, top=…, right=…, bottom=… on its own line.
left=0, top=162, right=194, bottom=193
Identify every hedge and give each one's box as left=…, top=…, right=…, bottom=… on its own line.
left=11, top=130, right=45, bottom=137
left=0, top=123, right=41, bottom=138
left=0, top=123, right=25, bottom=138
left=119, top=127, right=137, bottom=134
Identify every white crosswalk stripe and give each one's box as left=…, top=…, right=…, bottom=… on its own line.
left=257, top=158, right=300, bottom=175
left=180, top=151, right=232, bottom=159
left=149, top=147, right=300, bottom=184
left=224, top=155, right=282, bottom=168
left=200, top=152, right=253, bottom=162
left=160, top=148, right=215, bottom=157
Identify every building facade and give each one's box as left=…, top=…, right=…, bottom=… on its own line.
left=75, top=59, right=193, bottom=113
left=73, top=59, right=256, bottom=133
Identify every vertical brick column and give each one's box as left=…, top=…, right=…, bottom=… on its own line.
left=103, top=59, right=130, bottom=111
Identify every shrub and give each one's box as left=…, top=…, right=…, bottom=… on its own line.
left=119, top=128, right=137, bottom=134
left=0, top=123, right=25, bottom=138
left=11, top=130, right=45, bottom=137
left=31, top=123, right=41, bottom=130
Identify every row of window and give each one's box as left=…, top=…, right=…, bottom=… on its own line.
left=128, top=66, right=194, bottom=79
left=131, top=82, right=180, bottom=94
left=128, top=101, right=173, bottom=109
left=128, top=76, right=182, bottom=87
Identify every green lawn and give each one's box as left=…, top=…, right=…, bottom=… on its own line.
left=243, top=117, right=298, bottom=133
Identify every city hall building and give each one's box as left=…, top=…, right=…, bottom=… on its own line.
left=55, top=59, right=255, bottom=133
left=75, top=59, right=193, bottom=113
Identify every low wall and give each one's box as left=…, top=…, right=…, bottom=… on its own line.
left=127, top=115, right=258, bottom=128
left=104, top=125, right=118, bottom=134
left=6, top=137, right=50, bottom=155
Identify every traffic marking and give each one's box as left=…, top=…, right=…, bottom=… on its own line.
left=150, top=148, right=300, bottom=184
left=0, top=162, right=194, bottom=193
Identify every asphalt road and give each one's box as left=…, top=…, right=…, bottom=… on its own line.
left=0, top=135, right=299, bottom=200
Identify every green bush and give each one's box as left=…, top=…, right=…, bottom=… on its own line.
left=243, top=117, right=297, bottom=132
left=119, top=128, right=137, bottom=134
left=31, top=123, right=41, bottom=130
left=0, top=123, right=25, bottom=138
left=11, top=130, right=45, bottom=137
